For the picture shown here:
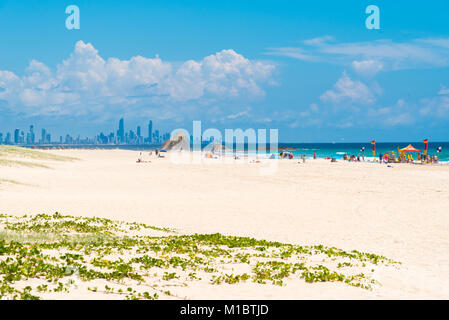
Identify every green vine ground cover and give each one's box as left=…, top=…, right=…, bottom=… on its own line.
left=0, top=213, right=400, bottom=300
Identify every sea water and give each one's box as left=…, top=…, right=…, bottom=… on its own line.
left=26, top=142, right=449, bottom=162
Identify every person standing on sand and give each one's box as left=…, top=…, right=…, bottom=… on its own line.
left=379, top=152, right=383, bottom=163
left=313, top=152, right=316, bottom=159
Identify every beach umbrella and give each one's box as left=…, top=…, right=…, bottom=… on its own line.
left=399, top=144, right=421, bottom=153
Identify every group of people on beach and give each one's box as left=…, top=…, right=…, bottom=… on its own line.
left=136, top=149, right=165, bottom=163
left=342, top=153, right=365, bottom=162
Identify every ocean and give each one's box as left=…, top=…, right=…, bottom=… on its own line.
left=272, top=142, right=449, bottom=162
left=26, top=141, right=449, bottom=162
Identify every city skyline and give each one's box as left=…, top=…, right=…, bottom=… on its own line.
left=0, top=118, right=171, bottom=146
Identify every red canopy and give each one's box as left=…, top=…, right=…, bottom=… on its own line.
left=399, top=144, right=421, bottom=152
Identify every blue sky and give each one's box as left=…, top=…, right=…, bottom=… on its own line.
left=0, top=0, right=449, bottom=142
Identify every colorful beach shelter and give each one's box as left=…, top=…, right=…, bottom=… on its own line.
left=399, top=144, right=421, bottom=153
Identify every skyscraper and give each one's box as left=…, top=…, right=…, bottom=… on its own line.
left=148, top=120, right=153, bottom=143
left=29, top=125, right=35, bottom=144
left=14, top=129, right=20, bottom=144
left=118, top=118, right=125, bottom=143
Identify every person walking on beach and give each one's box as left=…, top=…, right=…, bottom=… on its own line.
left=313, top=152, right=316, bottom=160
left=379, top=152, right=383, bottom=163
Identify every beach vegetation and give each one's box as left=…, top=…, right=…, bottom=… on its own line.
left=0, top=146, right=78, bottom=162
left=0, top=213, right=399, bottom=300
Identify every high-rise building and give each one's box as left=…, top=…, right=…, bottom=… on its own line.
left=14, top=129, right=20, bottom=144
left=41, top=129, right=46, bottom=144
left=29, top=125, right=35, bottom=144
left=118, top=118, right=125, bottom=143
left=148, top=120, right=153, bottom=143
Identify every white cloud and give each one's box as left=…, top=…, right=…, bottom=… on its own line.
left=265, top=47, right=317, bottom=62
left=320, top=72, right=376, bottom=105
left=226, top=108, right=251, bottom=119
left=303, top=36, right=334, bottom=46
left=0, top=41, right=275, bottom=116
left=267, top=37, right=449, bottom=73
left=420, top=95, right=449, bottom=117
left=384, top=113, right=414, bottom=126
left=352, top=60, right=384, bottom=77
left=438, top=85, right=449, bottom=95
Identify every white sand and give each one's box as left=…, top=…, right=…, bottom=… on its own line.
left=1, top=149, right=449, bottom=299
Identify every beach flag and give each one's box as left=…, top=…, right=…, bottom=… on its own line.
left=423, top=139, right=428, bottom=155
left=371, top=140, right=376, bottom=157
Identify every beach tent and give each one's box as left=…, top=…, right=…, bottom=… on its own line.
left=399, top=144, right=421, bottom=153
left=160, top=132, right=190, bottom=151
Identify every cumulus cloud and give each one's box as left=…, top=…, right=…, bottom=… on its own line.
left=320, top=72, right=376, bottom=105
left=0, top=41, right=275, bottom=116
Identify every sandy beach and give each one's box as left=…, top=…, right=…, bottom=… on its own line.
left=1, top=149, right=449, bottom=299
